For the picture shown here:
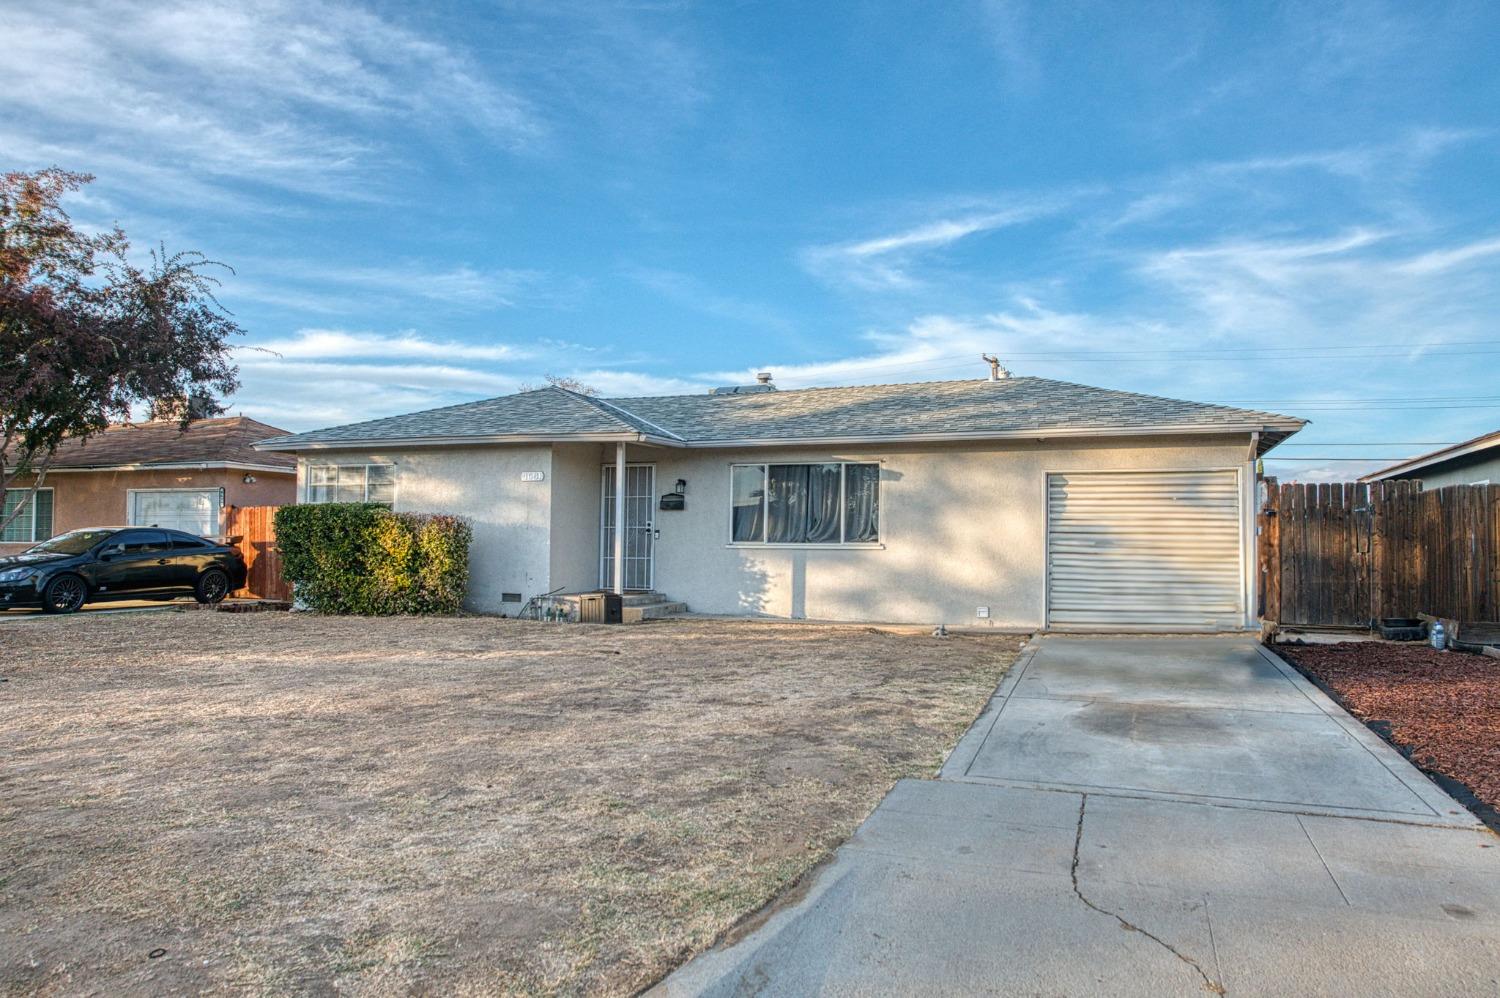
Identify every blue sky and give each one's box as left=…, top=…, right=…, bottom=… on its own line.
left=6, top=0, right=1500, bottom=478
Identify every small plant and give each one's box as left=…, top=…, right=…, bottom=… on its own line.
left=275, top=504, right=471, bottom=615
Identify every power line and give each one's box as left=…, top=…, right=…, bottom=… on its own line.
left=1275, top=442, right=1456, bottom=446
left=1265, top=457, right=1408, bottom=461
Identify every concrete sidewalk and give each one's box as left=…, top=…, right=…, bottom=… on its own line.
left=655, top=637, right=1500, bottom=996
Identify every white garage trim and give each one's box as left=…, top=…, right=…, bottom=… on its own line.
left=126, top=488, right=224, bottom=538
left=1044, top=467, right=1246, bottom=632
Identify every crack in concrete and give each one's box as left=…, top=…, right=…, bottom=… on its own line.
left=1070, top=794, right=1227, bottom=995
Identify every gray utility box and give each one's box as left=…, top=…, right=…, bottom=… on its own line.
left=578, top=592, right=623, bottom=624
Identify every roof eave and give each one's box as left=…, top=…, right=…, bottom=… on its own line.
left=40, top=461, right=296, bottom=474
left=1359, top=430, right=1500, bottom=482
left=674, top=421, right=1304, bottom=451
left=254, top=422, right=1304, bottom=454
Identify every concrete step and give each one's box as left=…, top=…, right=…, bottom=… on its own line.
left=623, top=600, right=689, bottom=623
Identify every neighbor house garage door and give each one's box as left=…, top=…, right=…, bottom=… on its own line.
left=1046, top=470, right=1243, bottom=630
left=128, top=489, right=222, bottom=538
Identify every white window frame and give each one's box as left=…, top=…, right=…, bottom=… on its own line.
left=726, top=462, right=883, bottom=549
left=302, top=462, right=397, bottom=506
left=126, top=487, right=225, bottom=537
left=1, top=487, right=55, bottom=543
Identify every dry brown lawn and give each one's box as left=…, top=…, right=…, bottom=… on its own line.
left=0, top=611, right=1021, bottom=996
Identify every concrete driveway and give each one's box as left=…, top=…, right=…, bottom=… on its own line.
left=657, top=637, right=1500, bottom=996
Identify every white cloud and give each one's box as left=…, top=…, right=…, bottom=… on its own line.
left=802, top=195, right=1081, bottom=291
left=1397, top=237, right=1500, bottom=276
left=240, top=329, right=529, bottom=363
left=0, top=0, right=541, bottom=201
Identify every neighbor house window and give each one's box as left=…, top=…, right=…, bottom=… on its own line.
left=730, top=463, right=879, bottom=544
left=1, top=488, right=54, bottom=543
left=304, top=463, right=396, bottom=506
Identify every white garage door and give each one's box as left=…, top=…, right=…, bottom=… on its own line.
left=128, top=489, right=222, bottom=538
left=1046, top=470, right=1243, bottom=630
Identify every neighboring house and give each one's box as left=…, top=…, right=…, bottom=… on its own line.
left=255, top=376, right=1304, bottom=631
left=1, top=417, right=297, bottom=556
left=1359, top=428, right=1500, bottom=488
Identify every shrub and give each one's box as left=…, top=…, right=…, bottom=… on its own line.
left=275, top=504, right=472, bottom=615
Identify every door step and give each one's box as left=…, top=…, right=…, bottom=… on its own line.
left=621, top=591, right=688, bottom=622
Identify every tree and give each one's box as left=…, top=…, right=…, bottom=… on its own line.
left=520, top=373, right=600, bottom=396
left=0, top=168, right=241, bottom=533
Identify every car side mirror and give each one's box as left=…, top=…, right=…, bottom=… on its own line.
left=100, top=545, right=124, bottom=559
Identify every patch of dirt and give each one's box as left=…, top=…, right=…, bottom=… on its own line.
left=1277, top=642, right=1500, bottom=813
left=0, top=613, right=1021, bottom=996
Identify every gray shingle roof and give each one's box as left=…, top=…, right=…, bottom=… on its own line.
left=259, top=378, right=1305, bottom=454
left=262, top=388, right=640, bottom=447
left=49, top=417, right=296, bottom=470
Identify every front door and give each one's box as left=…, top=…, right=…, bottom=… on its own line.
left=600, top=464, right=655, bottom=590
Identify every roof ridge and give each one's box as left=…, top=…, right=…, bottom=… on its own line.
left=564, top=388, right=685, bottom=440
left=542, top=386, right=662, bottom=436
left=603, top=376, right=1015, bottom=402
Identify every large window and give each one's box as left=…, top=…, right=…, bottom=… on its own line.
left=730, top=463, right=880, bottom=545
left=304, top=463, right=396, bottom=506
left=2, top=488, right=54, bottom=543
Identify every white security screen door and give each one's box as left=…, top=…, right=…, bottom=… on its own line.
left=129, top=489, right=222, bottom=537
left=600, top=464, right=655, bottom=590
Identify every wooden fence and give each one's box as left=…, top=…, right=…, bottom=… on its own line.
left=223, top=504, right=291, bottom=601
left=1259, top=479, right=1500, bottom=627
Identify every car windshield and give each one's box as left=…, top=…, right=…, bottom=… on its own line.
left=26, top=529, right=117, bottom=556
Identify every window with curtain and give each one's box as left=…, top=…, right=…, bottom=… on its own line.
left=304, top=463, right=396, bottom=506
left=1, top=488, right=54, bottom=543
left=729, top=463, right=879, bottom=544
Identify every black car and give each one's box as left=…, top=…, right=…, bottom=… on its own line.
left=0, top=527, right=247, bottom=614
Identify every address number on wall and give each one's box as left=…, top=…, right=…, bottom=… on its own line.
left=520, top=471, right=546, bottom=482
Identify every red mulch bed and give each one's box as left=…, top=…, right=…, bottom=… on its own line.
left=1277, top=642, right=1500, bottom=814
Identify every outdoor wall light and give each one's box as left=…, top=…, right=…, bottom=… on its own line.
left=675, top=478, right=687, bottom=494
left=242, top=473, right=257, bottom=484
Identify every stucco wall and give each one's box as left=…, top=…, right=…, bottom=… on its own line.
left=297, top=446, right=554, bottom=612
left=1, top=468, right=295, bottom=556
left=601, top=435, right=1253, bottom=628
left=549, top=445, right=603, bottom=594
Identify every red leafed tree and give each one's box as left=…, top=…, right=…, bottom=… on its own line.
left=0, top=168, right=241, bottom=534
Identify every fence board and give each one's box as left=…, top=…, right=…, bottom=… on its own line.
left=1261, top=480, right=1500, bottom=627
left=223, top=504, right=290, bottom=601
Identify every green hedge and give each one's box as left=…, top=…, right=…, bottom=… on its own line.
left=275, top=504, right=472, bottom=615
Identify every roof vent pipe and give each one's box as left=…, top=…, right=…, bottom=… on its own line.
left=981, top=354, right=1010, bottom=381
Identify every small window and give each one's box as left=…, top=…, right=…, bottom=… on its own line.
left=2, top=488, right=54, bottom=543
left=304, top=463, right=397, bottom=507
left=729, top=463, right=880, bottom=545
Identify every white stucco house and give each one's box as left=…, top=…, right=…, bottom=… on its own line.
left=254, top=375, right=1304, bottom=631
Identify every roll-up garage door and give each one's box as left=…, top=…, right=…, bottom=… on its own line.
left=1046, top=470, right=1243, bottom=630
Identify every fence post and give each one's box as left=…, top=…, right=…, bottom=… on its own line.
left=1259, top=477, right=1280, bottom=626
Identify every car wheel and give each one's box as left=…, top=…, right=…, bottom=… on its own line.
left=41, top=574, right=88, bottom=614
left=195, top=568, right=231, bottom=604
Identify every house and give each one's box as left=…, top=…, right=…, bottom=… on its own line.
left=1359, top=428, right=1500, bottom=488
left=254, top=376, right=1304, bottom=631
left=1, top=417, right=297, bottom=556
